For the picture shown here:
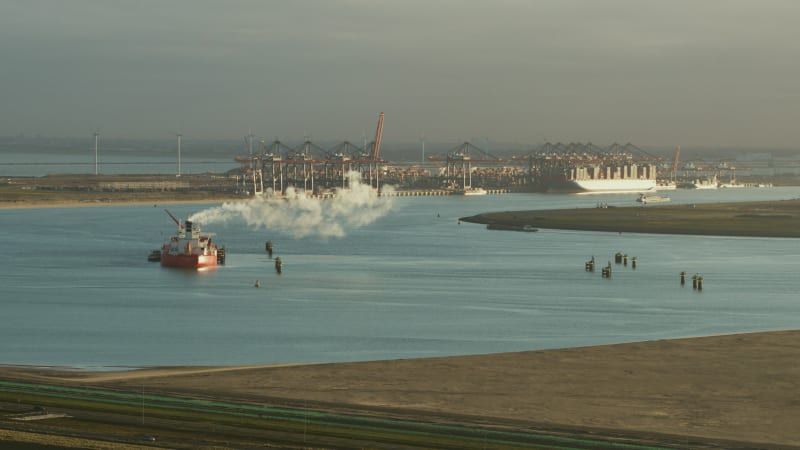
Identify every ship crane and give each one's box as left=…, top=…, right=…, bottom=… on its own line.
left=164, top=209, right=183, bottom=230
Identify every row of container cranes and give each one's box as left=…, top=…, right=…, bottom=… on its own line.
left=234, top=111, right=669, bottom=195
left=237, top=113, right=385, bottom=195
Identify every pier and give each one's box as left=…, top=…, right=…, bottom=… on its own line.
left=379, top=188, right=514, bottom=197
left=281, top=187, right=516, bottom=199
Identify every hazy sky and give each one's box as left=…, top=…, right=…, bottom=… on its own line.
left=2, top=1, right=799, bottom=148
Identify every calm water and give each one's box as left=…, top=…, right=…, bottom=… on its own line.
left=2, top=187, right=799, bottom=369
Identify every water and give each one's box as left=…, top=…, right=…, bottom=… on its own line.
left=1, top=187, right=799, bottom=369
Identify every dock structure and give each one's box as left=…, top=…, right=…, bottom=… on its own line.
left=242, top=113, right=386, bottom=196
left=380, top=188, right=513, bottom=197
left=236, top=139, right=667, bottom=196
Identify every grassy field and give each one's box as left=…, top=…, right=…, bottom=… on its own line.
left=0, top=174, right=242, bottom=207
left=1, top=383, right=672, bottom=449
left=5, top=330, right=800, bottom=448
left=461, top=199, right=800, bottom=238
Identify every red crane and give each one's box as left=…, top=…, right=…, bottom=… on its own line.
left=372, top=112, right=384, bottom=161
left=164, top=209, right=183, bottom=229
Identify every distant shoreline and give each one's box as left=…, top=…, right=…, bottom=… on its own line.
left=0, top=197, right=242, bottom=210
left=461, top=198, right=800, bottom=238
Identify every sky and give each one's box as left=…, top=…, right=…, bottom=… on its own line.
left=1, top=1, right=799, bottom=149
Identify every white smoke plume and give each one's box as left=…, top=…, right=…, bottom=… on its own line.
left=188, top=171, right=395, bottom=239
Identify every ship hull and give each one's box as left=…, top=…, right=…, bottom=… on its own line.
left=160, top=253, right=218, bottom=269
left=545, top=179, right=657, bottom=194
left=455, top=188, right=487, bottom=196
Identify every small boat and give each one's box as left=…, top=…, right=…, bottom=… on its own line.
left=689, top=175, right=718, bottom=190
left=455, top=187, right=487, bottom=196
left=159, top=209, right=222, bottom=269
left=636, top=193, right=671, bottom=204
left=147, top=250, right=161, bottom=262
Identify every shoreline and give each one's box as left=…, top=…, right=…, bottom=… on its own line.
left=461, top=198, right=800, bottom=238
left=0, top=197, right=244, bottom=210
left=3, top=329, right=800, bottom=447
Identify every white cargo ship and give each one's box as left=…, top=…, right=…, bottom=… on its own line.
left=541, top=161, right=658, bottom=194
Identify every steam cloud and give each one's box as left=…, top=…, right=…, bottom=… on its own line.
left=188, top=171, right=395, bottom=238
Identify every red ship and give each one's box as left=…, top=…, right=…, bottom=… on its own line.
left=160, top=210, right=224, bottom=269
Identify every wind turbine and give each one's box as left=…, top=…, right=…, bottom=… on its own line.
left=93, top=130, right=100, bottom=175
left=175, top=132, right=182, bottom=177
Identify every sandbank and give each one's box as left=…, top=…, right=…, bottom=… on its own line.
left=462, top=198, right=800, bottom=238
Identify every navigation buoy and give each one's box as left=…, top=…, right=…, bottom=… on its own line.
left=585, top=255, right=596, bottom=272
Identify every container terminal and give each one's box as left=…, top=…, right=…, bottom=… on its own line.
left=1, top=115, right=782, bottom=198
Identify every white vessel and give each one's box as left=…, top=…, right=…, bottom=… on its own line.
left=690, top=175, right=718, bottom=189
left=636, top=193, right=671, bottom=204
left=455, top=187, right=487, bottom=196
left=718, top=178, right=746, bottom=188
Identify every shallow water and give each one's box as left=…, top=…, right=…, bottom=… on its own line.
left=1, top=187, right=799, bottom=369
